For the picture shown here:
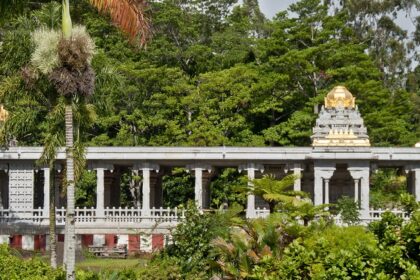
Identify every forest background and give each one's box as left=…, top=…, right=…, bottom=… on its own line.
left=1, top=0, right=420, bottom=208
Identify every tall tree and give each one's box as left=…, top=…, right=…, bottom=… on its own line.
left=58, top=1, right=149, bottom=278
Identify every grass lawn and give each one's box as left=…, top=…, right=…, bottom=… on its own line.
left=76, top=258, right=148, bottom=272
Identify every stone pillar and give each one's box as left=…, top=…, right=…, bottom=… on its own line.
left=314, top=169, right=323, bottom=206
left=133, top=163, right=160, bottom=216
left=194, top=168, right=203, bottom=209
left=413, top=168, right=420, bottom=202
left=324, top=179, right=330, bottom=205
left=43, top=168, right=50, bottom=217
left=360, top=171, right=370, bottom=215
left=293, top=163, right=302, bottom=192
left=239, top=163, right=264, bottom=218
left=348, top=162, right=370, bottom=218
left=187, top=164, right=212, bottom=210
left=353, top=179, right=359, bottom=203
left=142, top=168, right=151, bottom=215
left=88, top=163, right=114, bottom=217
left=313, top=162, right=335, bottom=206
left=96, top=168, right=105, bottom=217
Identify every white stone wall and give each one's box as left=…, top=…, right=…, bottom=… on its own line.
left=140, top=234, right=152, bottom=253
left=93, top=234, right=105, bottom=246
left=0, top=235, right=9, bottom=245
left=22, top=235, right=34, bottom=250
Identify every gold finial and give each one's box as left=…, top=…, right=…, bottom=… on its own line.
left=324, top=86, right=356, bottom=109
left=0, top=105, right=9, bottom=122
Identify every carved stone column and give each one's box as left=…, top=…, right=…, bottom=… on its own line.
left=293, top=163, right=303, bottom=192
left=43, top=167, right=50, bottom=217
left=239, top=163, right=264, bottom=218
left=348, top=162, right=370, bottom=218
left=313, top=162, right=335, bottom=206
left=187, top=164, right=212, bottom=210
left=324, top=179, right=330, bottom=205
left=353, top=179, right=360, bottom=203
left=88, top=163, right=114, bottom=217
left=133, top=163, right=160, bottom=216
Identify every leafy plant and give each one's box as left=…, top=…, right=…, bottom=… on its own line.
left=336, top=196, right=360, bottom=225
left=251, top=174, right=303, bottom=213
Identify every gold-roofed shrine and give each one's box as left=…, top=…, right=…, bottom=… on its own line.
left=312, top=86, right=370, bottom=147
left=324, top=85, right=355, bottom=109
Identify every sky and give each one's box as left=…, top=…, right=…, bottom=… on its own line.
left=255, top=0, right=417, bottom=33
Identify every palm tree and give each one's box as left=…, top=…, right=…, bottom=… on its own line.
left=251, top=174, right=305, bottom=213
left=1, top=1, right=149, bottom=279
left=60, top=1, right=149, bottom=279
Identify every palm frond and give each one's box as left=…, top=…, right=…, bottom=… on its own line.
left=89, top=0, right=150, bottom=46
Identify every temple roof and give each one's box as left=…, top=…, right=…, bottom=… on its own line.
left=312, top=86, right=370, bottom=147
left=325, top=85, right=355, bottom=109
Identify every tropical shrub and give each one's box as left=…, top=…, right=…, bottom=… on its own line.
left=158, top=203, right=239, bottom=278
left=336, top=196, right=360, bottom=225
left=0, top=245, right=64, bottom=280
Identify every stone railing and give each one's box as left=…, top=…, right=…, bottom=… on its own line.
left=0, top=207, right=185, bottom=226
left=0, top=207, right=412, bottom=227
left=255, top=207, right=270, bottom=218
left=253, top=207, right=412, bottom=225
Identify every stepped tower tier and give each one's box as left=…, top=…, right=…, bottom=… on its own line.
left=312, top=86, right=370, bottom=147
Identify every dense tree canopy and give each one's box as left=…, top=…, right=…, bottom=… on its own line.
left=0, top=0, right=419, bottom=148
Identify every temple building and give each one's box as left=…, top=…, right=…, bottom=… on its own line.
left=312, top=86, right=370, bottom=147
left=0, top=86, right=419, bottom=252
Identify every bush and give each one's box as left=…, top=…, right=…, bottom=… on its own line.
left=0, top=245, right=64, bottom=280
left=336, top=196, right=360, bottom=225
left=158, top=202, right=237, bottom=278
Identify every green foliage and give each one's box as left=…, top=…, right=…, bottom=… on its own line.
left=75, top=170, right=96, bottom=207
left=336, top=196, right=360, bottom=225
left=399, top=193, right=420, bottom=215
left=369, top=211, right=420, bottom=278
left=209, top=168, right=247, bottom=209
left=211, top=212, right=306, bottom=279
left=251, top=174, right=303, bottom=212
left=160, top=203, right=239, bottom=276
left=370, top=169, right=409, bottom=209
left=284, top=199, right=331, bottom=227
left=0, top=244, right=65, bottom=279
left=402, top=211, right=420, bottom=267
left=278, top=226, right=383, bottom=279
left=162, top=168, right=194, bottom=208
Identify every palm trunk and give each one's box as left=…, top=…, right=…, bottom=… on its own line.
left=49, top=167, right=57, bottom=269
left=65, top=104, right=76, bottom=280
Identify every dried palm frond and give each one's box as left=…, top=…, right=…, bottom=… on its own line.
left=49, top=66, right=95, bottom=98
left=58, top=25, right=95, bottom=70
left=89, top=0, right=150, bottom=46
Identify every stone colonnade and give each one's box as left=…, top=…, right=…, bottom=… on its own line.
left=3, top=160, right=420, bottom=219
